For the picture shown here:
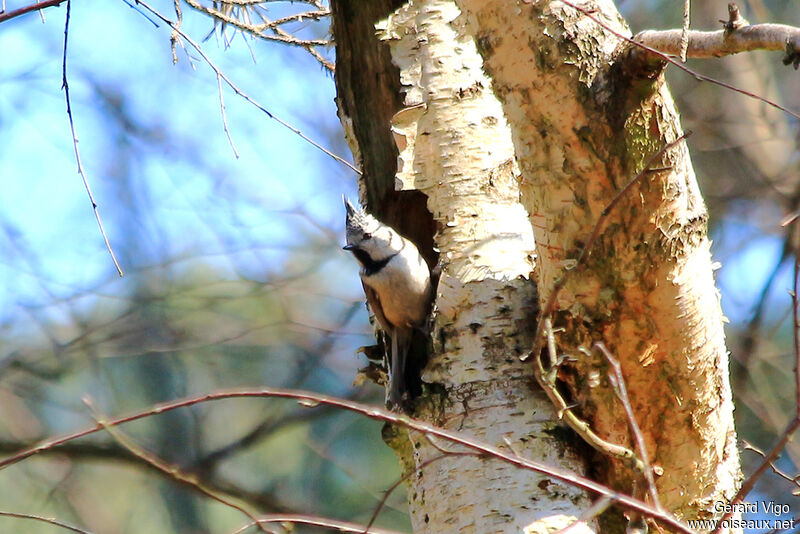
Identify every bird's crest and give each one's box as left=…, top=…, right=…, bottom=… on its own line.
left=343, top=196, right=379, bottom=239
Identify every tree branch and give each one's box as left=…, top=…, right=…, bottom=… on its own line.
left=0, top=0, right=66, bottom=24
left=633, top=2, right=800, bottom=67
left=0, top=387, right=695, bottom=533
left=0, top=439, right=294, bottom=513
left=635, top=26, right=800, bottom=63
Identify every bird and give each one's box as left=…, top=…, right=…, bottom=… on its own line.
left=343, top=197, right=432, bottom=407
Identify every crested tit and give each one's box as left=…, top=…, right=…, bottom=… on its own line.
left=343, top=197, right=432, bottom=407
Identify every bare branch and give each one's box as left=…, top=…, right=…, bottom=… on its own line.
left=794, top=227, right=800, bottom=412
left=184, top=0, right=328, bottom=47
left=680, top=0, right=690, bottom=61
left=0, top=511, right=94, bottom=534
left=85, top=397, right=271, bottom=534
left=250, top=8, right=334, bottom=72
left=217, top=73, right=240, bottom=158
left=126, top=0, right=357, bottom=173
left=556, top=0, right=800, bottom=121
left=635, top=2, right=800, bottom=67
left=62, top=0, right=124, bottom=276
left=0, top=0, right=65, bottom=23
left=595, top=343, right=662, bottom=510
left=183, top=0, right=334, bottom=72
left=742, top=442, right=800, bottom=488
left=0, top=387, right=695, bottom=534
left=712, top=229, right=800, bottom=532
left=635, top=25, right=800, bottom=62
left=231, top=514, right=406, bottom=534
left=0, top=439, right=294, bottom=513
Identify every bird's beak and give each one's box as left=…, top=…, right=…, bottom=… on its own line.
left=343, top=244, right=355, bottom=251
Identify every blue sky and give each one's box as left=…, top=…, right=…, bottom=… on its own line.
left=0, top=0, right=363, bottom=332
left=0, top=0, right=794, bottom=341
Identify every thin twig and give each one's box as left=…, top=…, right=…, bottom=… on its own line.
left=126, top=0, right=358, bottom=174
left=251, top=8, right=334, bottom=72
left=121, top=0, right=159, bottom=27
left=680, top=0, right=690, bottom=61
left=84, top=397, right=270, bottom=534
left=795, top=232, right=800, bottom=409
left=0, top=387, right=694, bottom=533
left=62, top=0, right=124, bottom=276
left=594, top=342, right=662, bottom=510
left=184, top=0, right=334, bottom=72
left=742, top=442, right=800, bottom=487
left=362, top=454, right=451, bottom=534
left=217, top=73, right=240, bottom=158
left=186, top=0, right=328, bottom=45
left=711, top=418, right=800, bottom=532
left=0, top=438, right=291, bottom=512
left=0, top=511, right=94, bottom=534
left=712, top=225, right=800, bottom=532
left=554, top=496, right=613, bottom=534
left=0, top=0, right=64, bottom=23
left=536, top=319, right=643, bottom=469
left=524, top=132, right=691, bottom=363
left=230, top=514, right=406, bottom=534
left=557, top=0, right=800, bottom=121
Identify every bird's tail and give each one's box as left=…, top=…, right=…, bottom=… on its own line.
left=389, top=327, right=412, bottom=408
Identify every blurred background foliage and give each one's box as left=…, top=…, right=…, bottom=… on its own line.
left=0, top=0, right=798, bottom=532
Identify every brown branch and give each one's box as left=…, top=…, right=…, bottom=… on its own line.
left=85, top=399, right=270, bottom=534
left=0, top=511, right=94, bottom=534
left=0, top=439, right=294, bottom=513
left=62, top=0, right=124, bottom=276
left=363, top=453, right=453, bottom=534
left=556, top=0, right=800, bottom=121
left=184, top=0, right=329, bottom=46
left=183, top=0, right=334, bottom=72
left=534, top=318, right=644, bottom=470
left=131, top=0, right=357, bottom=173
left=251, top=9, right=334, bottom=72
left=232, top=514, right=406, bottom=534
left=0, top=0, right=65, bottom=23
left=0, top=387, right=694, bottom=533
left=711, top=417, right=800, bottom=533
left=795, top=232, right=800, bottom=411
left=741, top=441, right=800, bottom=488
left=712, top=231, right=800, bottom=533
left=594, top=343, right=661, bottom=510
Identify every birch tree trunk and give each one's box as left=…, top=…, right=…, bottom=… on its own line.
left=333, top=0, right=741, bottom=531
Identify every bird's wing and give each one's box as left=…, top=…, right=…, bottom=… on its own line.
left=362, top=280, right=392, bottom=334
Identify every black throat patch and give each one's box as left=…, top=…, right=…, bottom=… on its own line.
left=352, top=248, right=398, bottom=276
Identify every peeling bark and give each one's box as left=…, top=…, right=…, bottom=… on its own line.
left=334, top=0, right=741, bottom=530
left=377, top=1, right=596, bottom=532
left=455, top=0, right=741, bottom=526
left=331, top=0, right=436, bottom=265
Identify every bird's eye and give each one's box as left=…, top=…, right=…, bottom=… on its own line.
left=363, top=232, right=372, bottom=240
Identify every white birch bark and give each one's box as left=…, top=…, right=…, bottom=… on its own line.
left=378, top=1, right=594, bottom=532
left=454, top=0, right=741, bottom=526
